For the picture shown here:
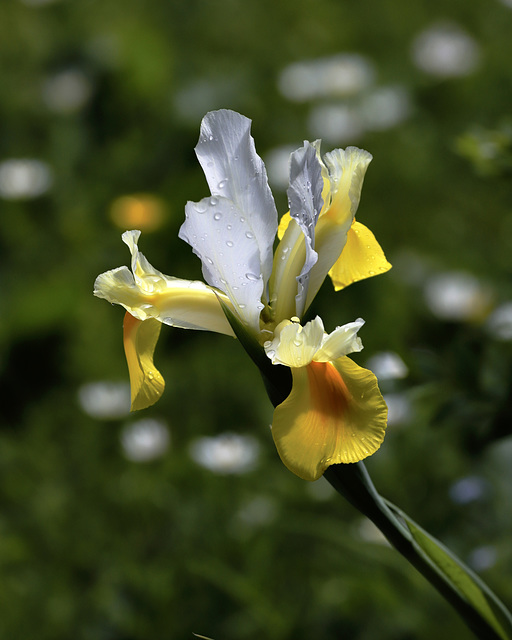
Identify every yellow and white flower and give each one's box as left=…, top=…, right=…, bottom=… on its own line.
left=264, top=317, right=387, bottom=480
left=94, top=109, right=390, bottom=481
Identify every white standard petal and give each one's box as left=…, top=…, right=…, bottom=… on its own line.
left=194, top=109, right=278, bottom=287
left=180, top=196, right=265, bottom=332
left=286, top=142, right=324, bottom=318
left=264, top=317, right=325, bottom=367
left=314, top=318, right=365, bottom=362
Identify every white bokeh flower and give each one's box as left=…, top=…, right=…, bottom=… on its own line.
left=121, top=418, right=170, bottom=462
left=78, top=381, right=131, bottom=420
left=412, top=23, right=480, bottom=78
left=189, top=433, right=260, bottom=474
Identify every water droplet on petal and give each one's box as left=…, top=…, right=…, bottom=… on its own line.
left=245, top=272, right=259, bottom=281
left=240, top=217, right=245, bottom=223
left=208, top=135, right=214, bottom=141
left=194, top=202, right=207, bottom=213
left=238, top=304, right=246, bottom=309
left=148, top=371, right=154, bottom=380
left=245, top=231, right=254, bottom=239
left=213, top=212, right=222, bottom=220
left=206, top=257, right=214, bottom=265
left=226, top=240, right=234, bottom=247
left=218, top=179, right=228, bottom=189
left=210, top=196, right=218, bottom=206
left=227, top=224, right=232, bottom=230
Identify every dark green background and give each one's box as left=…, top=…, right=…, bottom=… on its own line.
left=1, top=0, right=512, bottom=638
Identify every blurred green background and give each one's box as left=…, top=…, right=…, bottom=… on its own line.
left=1, top=0, right=512, bottom=638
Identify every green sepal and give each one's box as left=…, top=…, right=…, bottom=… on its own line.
left=217, top=297, right=292, bottom=407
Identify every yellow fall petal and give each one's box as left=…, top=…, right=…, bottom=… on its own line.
left=329, top=221, right=392, bottom=291
left=123, top=312, right=165, bottom=411
left=271, top=357, right=387, bottom=481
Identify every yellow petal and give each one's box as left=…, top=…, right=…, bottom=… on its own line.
left=269, top=217, right=307, bottom=324
left=329, top=221, right=391, bottom=291
left=277, top=211, right=292, bottom=240
left=323, top=147, right=372, bottom=227
left=95, top=268, right=235, bottom=335
left=271, top=357, right=387, bottom=481
left=123, top=312, right=165, bottom=411
left=265, top=317, right=325, bottom=367
left=94, top=230, right=236, bottom=336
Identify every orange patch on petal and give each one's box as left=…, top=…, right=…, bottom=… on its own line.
left=271, top=357, right=387, bottom=481
left=307, top=360, right=349, bottom=420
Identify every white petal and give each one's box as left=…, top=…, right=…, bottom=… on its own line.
left=287, top=142, right=324, bottom=317
left=314, top=318, right=365, bottom=362
left=180, top=195, right=265, bottom=332
left=194, top=110, right=278, bottom=287
left=264, top=317, right=325, bottom=368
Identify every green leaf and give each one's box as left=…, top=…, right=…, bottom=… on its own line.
left=387, top=502, right=512, bottom=640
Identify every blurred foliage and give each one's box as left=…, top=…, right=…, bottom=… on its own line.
left=1, top=0, right=512, bottom=638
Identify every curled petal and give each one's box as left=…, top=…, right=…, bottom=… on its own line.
left=287, top=142, right=324, bottom=317
left=329, top=221, right=392, bottom=291
left=123, top=312, right=165, bottom=411
left=265, top=317, right=325, bottom=367
left=94, top=231, right=235, bottom=336
left=314, top=318, right=365, bottom=362
left=323, top=147, right=372, bottom=228
left=270, top=143, right=325, bottom=322
left=271, top=357, right=387, bottom=481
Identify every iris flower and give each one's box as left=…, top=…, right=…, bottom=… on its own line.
left=94, top=109, right=391, bottom=481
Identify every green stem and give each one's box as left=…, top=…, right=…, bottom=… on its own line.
left=221, top=303, right=511, bottom=639
left=324, top=463, right=505, bottom=640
